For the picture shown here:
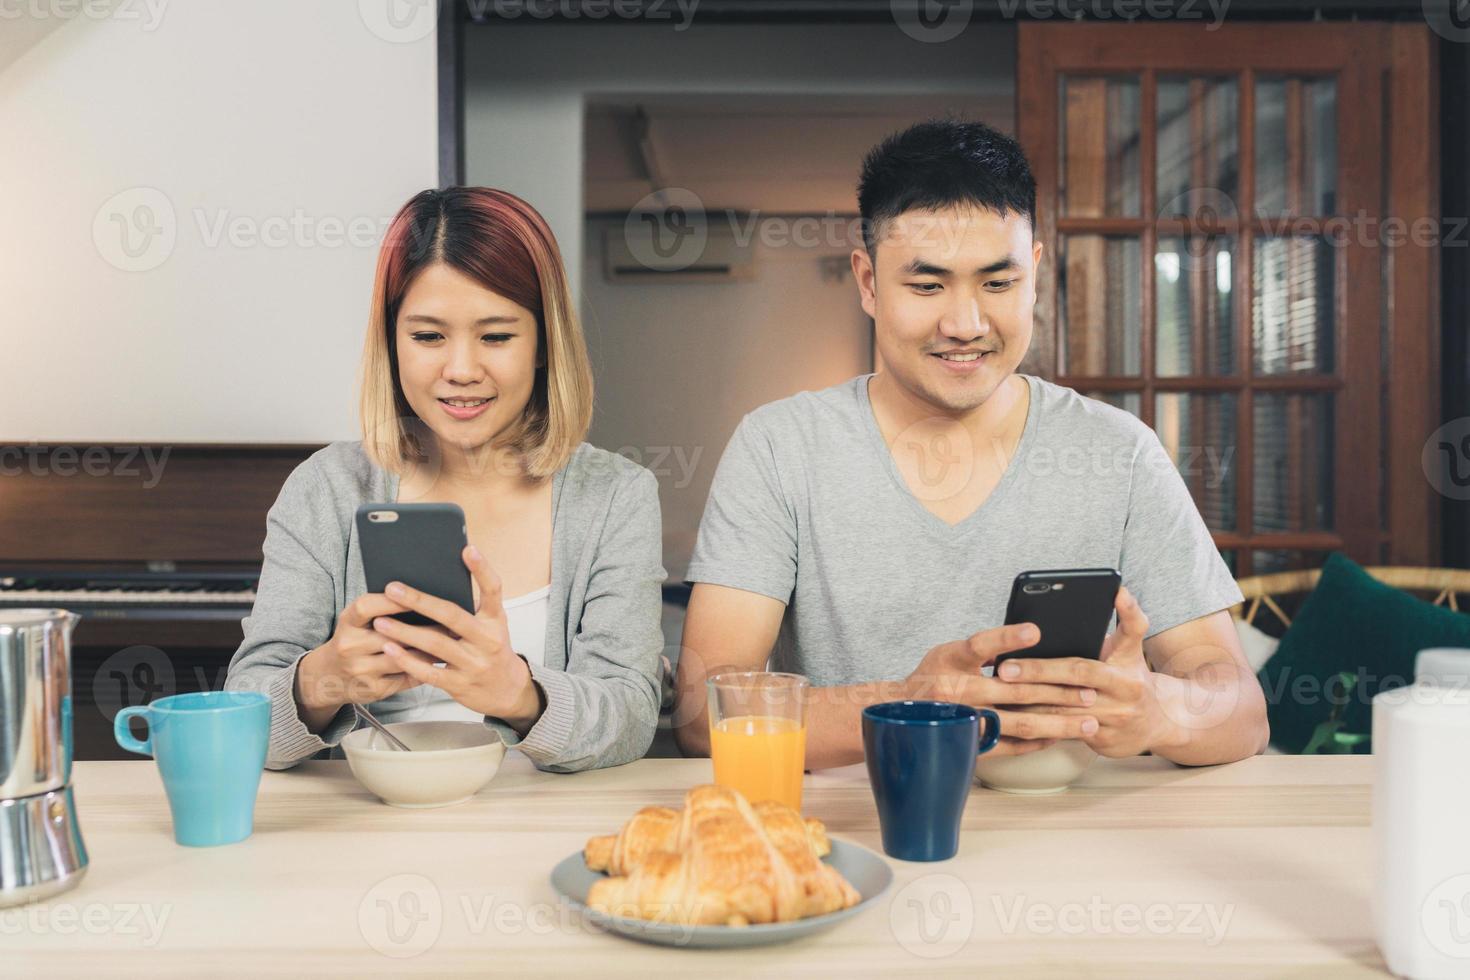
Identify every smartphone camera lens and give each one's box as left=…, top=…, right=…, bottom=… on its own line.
left=1022, top=582, right=1051, bottom=594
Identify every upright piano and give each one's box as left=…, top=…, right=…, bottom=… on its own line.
left=0, top=445, right=318, bottom=759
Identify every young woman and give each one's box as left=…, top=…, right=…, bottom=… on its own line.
left=226, top=187, right=665, bottom=773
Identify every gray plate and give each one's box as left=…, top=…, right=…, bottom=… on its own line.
left=550, top=838, right=893, bottom=949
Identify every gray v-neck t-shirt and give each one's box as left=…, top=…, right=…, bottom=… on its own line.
left=686, top=373, right=1243, bottom=688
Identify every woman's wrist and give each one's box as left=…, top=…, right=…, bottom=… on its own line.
left=499, top=655, right=548, bottom=736
left=294, top=647, right=345, bottom=732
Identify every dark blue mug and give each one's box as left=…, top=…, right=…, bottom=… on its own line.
left=862, top=701, right=1001, bottom=862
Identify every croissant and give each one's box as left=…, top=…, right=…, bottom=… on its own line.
left=584, top=800, right=833, bottom=875
left=585, top=784, right=860, bottom=927
left=583, top=805, right=681, bottom=876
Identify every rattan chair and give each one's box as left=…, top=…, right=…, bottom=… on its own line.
left=1232, top=566, right=1470, bottom=630
left=1230, top=565, right=1470, bottom=754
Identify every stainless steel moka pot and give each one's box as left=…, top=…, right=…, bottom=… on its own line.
left=0, top=609, right=88, bottom=907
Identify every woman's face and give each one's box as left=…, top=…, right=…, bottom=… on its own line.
left=393, top=262, right=540, bottom=461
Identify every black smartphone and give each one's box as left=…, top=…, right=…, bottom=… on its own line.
left=993, top=568, right=1122, bottom=668
left=355, top=503, right=475, bottom=627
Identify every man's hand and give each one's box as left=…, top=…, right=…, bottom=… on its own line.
left=993, top=585, right=1223, bottom=759
left=676, top=584, right=1109, bottom=770
left=905, top=622, right=1101, bottom=757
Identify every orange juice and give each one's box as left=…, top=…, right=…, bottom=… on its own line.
left=709, top=715, right=807, bottom=811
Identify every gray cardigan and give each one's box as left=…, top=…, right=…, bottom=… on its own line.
left=224, top=440, right=665, bottom=772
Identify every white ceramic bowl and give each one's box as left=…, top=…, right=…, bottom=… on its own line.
left=342, top=721, right=506, bottom=808
left=973, top=740, right=1097, bottom=795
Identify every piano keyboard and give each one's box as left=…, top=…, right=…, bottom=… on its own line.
left=0, top=586, right=257, bottom=606
left=0, top=571, right=258, bottom=616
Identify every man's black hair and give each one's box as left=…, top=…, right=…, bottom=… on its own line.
left=857, top=119, right=1037, bottom=256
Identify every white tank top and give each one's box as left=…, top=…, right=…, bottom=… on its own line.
left=409, top=584, right=551, bottom=723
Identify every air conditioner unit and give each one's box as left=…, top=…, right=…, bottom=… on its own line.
left=603, top=219, right=755, bottom=283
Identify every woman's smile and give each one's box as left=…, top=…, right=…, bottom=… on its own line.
left=437, top=396, right=495, bottom=421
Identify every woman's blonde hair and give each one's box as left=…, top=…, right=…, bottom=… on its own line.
left=359, top=187, right=593, bottom=480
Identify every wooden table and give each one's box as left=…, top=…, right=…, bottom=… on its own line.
left=4, top=755, right=1386, bottom=977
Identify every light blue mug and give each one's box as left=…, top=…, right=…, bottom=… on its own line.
left=114, top=691, right=271, bottom=847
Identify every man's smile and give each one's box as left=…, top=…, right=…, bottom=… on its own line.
left=930, top=348, right=997, bottom=372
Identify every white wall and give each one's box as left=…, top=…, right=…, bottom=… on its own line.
left=0, top=1, right=438, bottom=443
left=582, top=218, right=872, bottom=579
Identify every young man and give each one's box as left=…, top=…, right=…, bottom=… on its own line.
left=673, top=120, right=1268, bottom=770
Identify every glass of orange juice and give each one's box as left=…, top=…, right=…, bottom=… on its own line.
left=707, top=671, right=809, bottom=811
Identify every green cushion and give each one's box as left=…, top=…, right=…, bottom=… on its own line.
left=1256, top=552, right=1470, bottom=753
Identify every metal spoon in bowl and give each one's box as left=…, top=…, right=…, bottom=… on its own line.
left=352, top=703, right=411, bottom=752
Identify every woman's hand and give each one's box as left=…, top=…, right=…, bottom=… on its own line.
left=372, top=545, right=547, bottom=735
left=294, top=592, right=425, bottom=728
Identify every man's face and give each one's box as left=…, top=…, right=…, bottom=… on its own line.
left=852, top=205, right=1043, bottom=415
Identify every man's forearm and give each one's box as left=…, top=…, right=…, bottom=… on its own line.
left=803, top=679, right=914, bottom=769
left=1149, top=662, right=1270, bottom=766
left=677, top=677, right=911, bottom=769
